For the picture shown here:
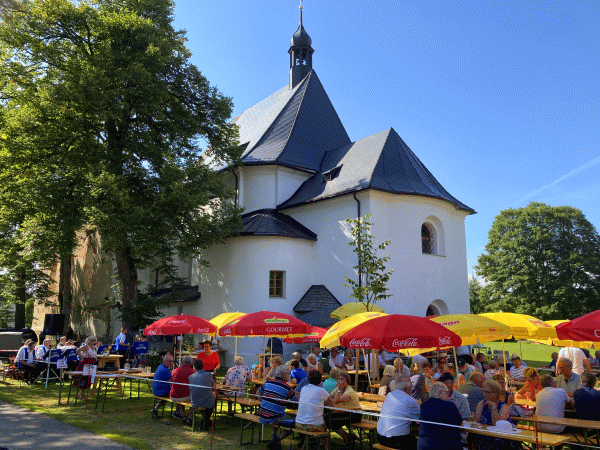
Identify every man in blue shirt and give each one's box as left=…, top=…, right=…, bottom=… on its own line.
left=289, top=360, right=307, bottom=384
left=115, top=327, right=129, bottom=368
left=151, top=354, right=174, bottom=418
left=574, top=372, right=600, bottom=420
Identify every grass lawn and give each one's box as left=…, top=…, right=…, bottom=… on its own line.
left=0, top=374, right=357, bottom=450
left=484, top=340, right=558, bottom=368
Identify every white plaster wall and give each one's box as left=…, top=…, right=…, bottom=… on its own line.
left=238, top=166, right=277, bottom=213
left=191, top=235, right=315, bottom=366
left=281, top=193, right=370, bottom=305
left=367, top=190, right=471, bottom=316
left=276, top=166, right=313, bottom=206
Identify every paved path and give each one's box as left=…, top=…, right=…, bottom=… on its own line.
left=0, top=399, right=136, bottom=450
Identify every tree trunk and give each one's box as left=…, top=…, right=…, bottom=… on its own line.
left=115, top=245, right=138, bottom=331
left=58, top=253, right=72, bottom=330
left=14, top=267, right=27, bottom=329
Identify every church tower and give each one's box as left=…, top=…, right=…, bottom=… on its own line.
left=288, top=3, right=314, bottom=89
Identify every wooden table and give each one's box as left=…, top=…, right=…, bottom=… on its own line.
left=97, top=355, right=122, bottom=369
left=512, top=414, right=600, bottom=448
left=359, top=400, right=380, bottom=413
left=94, top=373, right=124, bottom=412
left=463, top=421, right=572, bottom=448
left=515, top=397, right=537, bottom=408
left=251, top=378, right=297, bottom=387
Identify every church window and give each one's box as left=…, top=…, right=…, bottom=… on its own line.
left=269, top=271, right=285, bottom=298
left=421, top=224, right=433, bottom=254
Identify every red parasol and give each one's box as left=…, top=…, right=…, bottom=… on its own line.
left=555, top=310, right=600, bottom=342
left=283, top=326, right=327, bottom=344
left=143, top=314, right=217, bottom=336
left=339, top=314, right=462, bottom=351
left=218, top=311, right=311, bottom=337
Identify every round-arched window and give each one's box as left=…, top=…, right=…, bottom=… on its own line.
left=422, top=224, right=433, bottom=254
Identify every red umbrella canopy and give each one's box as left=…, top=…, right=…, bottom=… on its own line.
left=143, top=315, right=217, bottom=336
left=555, top=310, right=600, bottom=341
left=339, top=314, right=462, bottom=351
left=283, top=326, right=327, bottom=344
left=219, top=311, right=311, bottom=337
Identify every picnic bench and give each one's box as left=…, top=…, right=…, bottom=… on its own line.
left=512, top=414, right=600, bottom=448
left=153, top=396, right=206, bottom=432
left=464, top=421, right=572, bottom=449
left=234, top=412, right=329, bottom=449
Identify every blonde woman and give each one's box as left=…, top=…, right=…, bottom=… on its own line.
left=515, top=367, right=542, bottom=401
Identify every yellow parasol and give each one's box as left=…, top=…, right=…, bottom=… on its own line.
left=320, top=311, right=388, bottom=349
left=209, top=312, right=247, bottom=357
left=405, top=314, right=511, bottom=356
left=330, top=302, right=385, bottom=320
left=480, top=312, right=555, bottom=340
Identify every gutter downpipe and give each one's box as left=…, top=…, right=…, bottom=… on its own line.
left=231, top=168, right=239, bottom=206
left=353, top=193, right=361, bottom=288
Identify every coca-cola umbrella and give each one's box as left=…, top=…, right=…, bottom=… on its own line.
left=556, top=310, right=600, bottom=342
left=283, top=326, right=327, bottom=344
left=219, top=311, right=311, bottom=379
left=339, top=314, right=462, bottom=351
left=143, top=314, right=217, bottom=364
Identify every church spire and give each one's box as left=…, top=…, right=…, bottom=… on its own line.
left=288, top=1, right=314, bottom=89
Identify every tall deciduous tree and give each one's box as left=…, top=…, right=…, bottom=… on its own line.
left=476, top=202, right=600, bottom=320
left=0, top=0, right=242, bottom=330
left=343, top=214, right=393, bottom=310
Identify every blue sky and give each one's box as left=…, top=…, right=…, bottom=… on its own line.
left=172, top=1, right=599, bottom=274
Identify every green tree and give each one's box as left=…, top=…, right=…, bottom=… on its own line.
left=343, top=214, right=393, bottom=310
left=468, top=275, right=484, bottom=314
left=476, top=202, right=600, bottom=320
left=0, top=0, right=242, bottom=330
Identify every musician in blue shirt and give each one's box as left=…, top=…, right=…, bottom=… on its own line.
left=115, top=327, right=129, bottom=368
left=15, top=340, right=37, bottom=384
left=151, top=354, right=174, bottom=418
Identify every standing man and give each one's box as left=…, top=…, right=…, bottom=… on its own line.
left=115, top=327, right=129, bottom=368
left=558, top=346, right=591, bottom=375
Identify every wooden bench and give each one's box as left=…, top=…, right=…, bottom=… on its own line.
left=357, top=392, right=385, bottom=403
left=373, top=444, right=394, bottom=450
left=351, top=419, right=378, bottom=449
left=153, top=396, right=205, bottom=432
left=234, top=412, right=329, bottom=449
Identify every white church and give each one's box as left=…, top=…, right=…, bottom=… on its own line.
left=153, top=12, right=474, bottom=363
left=34, top=10, right=474, bottom=366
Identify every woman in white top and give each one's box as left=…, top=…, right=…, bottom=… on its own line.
left=74, top=336, right=99, bottom=400
left=296, top=369, right=334, bottom=450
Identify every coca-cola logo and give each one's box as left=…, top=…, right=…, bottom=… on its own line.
left=438, top=336, right=452, bottom=346
left=147, top=330, right=157, bottom=336
left=168, top=320, right=187, bottom=325
left=392, top=338, right=418, bottom=347
left=195, top=328, right=210, bottom=333
left=349, top=338, right=371, bottom=347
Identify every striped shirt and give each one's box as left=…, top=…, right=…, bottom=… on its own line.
left=509, top=362, right=527, bottom=381
left=258, top=378, right=298, bottom=424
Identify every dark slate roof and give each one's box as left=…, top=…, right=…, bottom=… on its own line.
left=278, top=128, right=475, bottom=213
left=291, top=22, right=312, bottom=47
left=235, top=70, right=350, bottom=172
left=299, top=309, right=337, bottom=328
left=293, top=285, right=342, bottom=313
left=237, top=209, right=317, bottom=241
left=148, top=285, right=201, bottom=303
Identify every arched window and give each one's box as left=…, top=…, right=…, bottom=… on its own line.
left=422, top=224, right=433, bottom=254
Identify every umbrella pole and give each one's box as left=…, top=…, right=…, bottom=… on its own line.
left=235, top=336, right=238, bottom=359
left=519, top=340, right=522, bottom=360
left=362, top=348, right=372, bottom=387
left=502, top=338, right=507, bottom=375
left=355, top=348, right=359, bottom=391
left=262, top=336, right=266, bottom=381
left=178, top=335, right=183, bottom=366
left=452, top=346, right=458, bottom=369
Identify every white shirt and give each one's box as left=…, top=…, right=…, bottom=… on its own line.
left=329, top=353, right=344, bottom=369
left=558, top=347, right=587, bottom=375
left=36, top=345, right=50, bottom=360
left=296, top=384, right=330, bottom=426
left=15, top=346, right=34, bottom=365
left=365, top=353, right=387, bottom=375
left=377, top=389, right=420, bottom=437
left=536, top=387, right=570, bottom=433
